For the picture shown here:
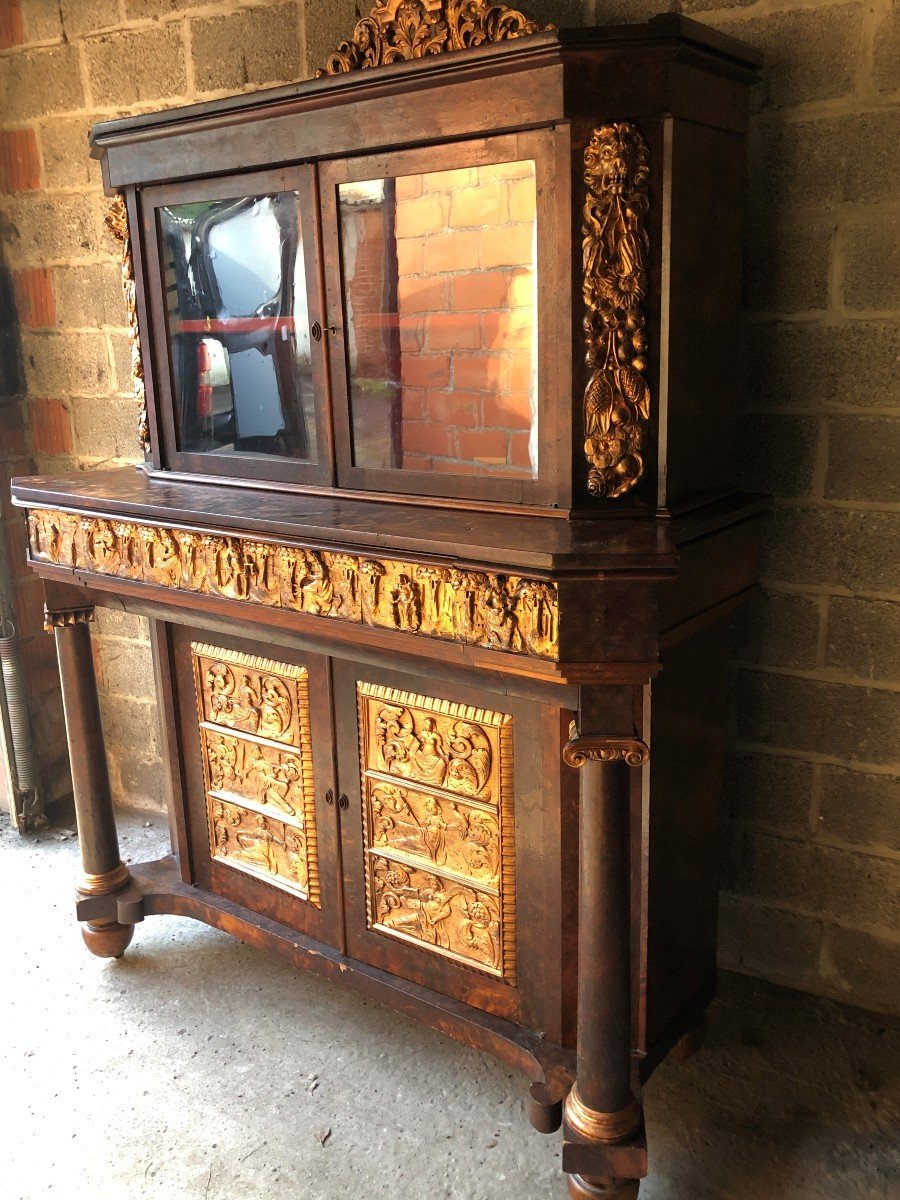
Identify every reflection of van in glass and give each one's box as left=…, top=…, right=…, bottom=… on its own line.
left=160, top=192, right=317, bottom=462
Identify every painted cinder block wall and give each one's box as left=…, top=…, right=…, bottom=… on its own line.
left=0, top=0, right=897, bottom=1014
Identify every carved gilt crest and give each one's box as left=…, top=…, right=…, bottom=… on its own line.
left=316, top=0, right=550, bottom=77
left=581, top=123, right=651, bottom=499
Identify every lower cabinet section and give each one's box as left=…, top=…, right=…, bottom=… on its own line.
left=169, top=623, right=575, bottom=1040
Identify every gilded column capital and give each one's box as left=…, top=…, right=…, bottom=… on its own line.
left=43, top=605, right=95, bottom=633
left=563, top=723, right=649, bottom=769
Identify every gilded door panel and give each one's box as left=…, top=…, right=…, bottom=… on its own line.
left=191, top=642, right=320, bottom=906
left=365, top=779, right=501, bottom=888
left=357, top=682, right=515, bottom=983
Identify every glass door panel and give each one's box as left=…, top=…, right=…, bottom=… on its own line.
left=161, top=192, right=315, bottom=460
left=338, top=163, right=538, bottom=479
left=146, top=166, right=332, bottom=485
left=321, top=132, right=560, bottom=506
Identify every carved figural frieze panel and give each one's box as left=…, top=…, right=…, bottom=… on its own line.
left=581, top=123, right=651, bottom=499
left=27, top=508, right=558, bottom=661
left=105, top=194, right=150, bottom=453
left=358, top=683, right=515, bottom=982
left=316, top=0, right=550, bottom=78
left=191, top=644, right=320, bottom=906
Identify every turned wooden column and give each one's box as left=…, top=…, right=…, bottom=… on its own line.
left=48, top=605, right=134, bottom=958
left=562, top=729, right=650, bottom=1200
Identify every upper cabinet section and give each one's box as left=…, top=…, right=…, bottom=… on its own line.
left=94, top=7, right=762, bottom=516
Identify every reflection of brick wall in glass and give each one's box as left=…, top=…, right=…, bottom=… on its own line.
left=340, top=161, right=538, bottom=478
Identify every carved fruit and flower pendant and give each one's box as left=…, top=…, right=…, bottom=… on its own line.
left=581, top=122, right=651, bottom=499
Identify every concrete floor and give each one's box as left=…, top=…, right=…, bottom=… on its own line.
left=2, top=809, right=898, bottom=1200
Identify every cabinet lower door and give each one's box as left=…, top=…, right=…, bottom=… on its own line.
left=333, top=659, right=561, bottom=1027
left=171, top=625, right=342, bottom=948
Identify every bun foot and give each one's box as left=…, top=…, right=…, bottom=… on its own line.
left=670, top=1019, right=706, bottom=1062
left=568, top=1175, right=640, bottom=1199
left=81, top=919, right=134, bottom=959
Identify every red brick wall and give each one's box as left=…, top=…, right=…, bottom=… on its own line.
left=343, top=161, right=538, bottom=477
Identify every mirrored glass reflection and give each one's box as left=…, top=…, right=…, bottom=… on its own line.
left=338, top=161, right=538, bottom=479
left=159, top=192, right=317, bottom=463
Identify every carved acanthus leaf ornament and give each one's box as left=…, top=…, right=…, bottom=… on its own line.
left=105, top=194, right=150, bottom=454
left=581, top=123, right=651, bottom=499
left=315, top=0, right=550, bottom=76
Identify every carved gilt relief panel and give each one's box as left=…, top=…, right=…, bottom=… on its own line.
left=191, top=644, right=320, bottom=906
left=27, top=508, right=558, bottom=662
left=357, top=682, right=515, bottom=982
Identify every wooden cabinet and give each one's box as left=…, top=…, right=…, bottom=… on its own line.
left=12, top=6, right=765, bottom=1196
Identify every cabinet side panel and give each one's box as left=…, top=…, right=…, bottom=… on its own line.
left=659, top=118, right=747, bottom=508
left=644, top=619, right=731, bottom=1052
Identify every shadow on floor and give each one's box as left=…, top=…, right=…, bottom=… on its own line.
left=2, top=808, right=897, bottom=1200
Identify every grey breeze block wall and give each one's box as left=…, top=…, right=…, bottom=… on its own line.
left=0, top=0, right=897, bottom=1014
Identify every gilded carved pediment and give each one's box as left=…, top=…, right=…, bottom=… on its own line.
left=316, top=0, right=551, bottom=77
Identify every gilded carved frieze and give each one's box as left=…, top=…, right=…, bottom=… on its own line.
left=581, top=123, right=651, bottom=499
left=27, top=508, right=558, bottom=661
left=192, top=644, right=320, bottom=906
left=105, top=194, right=150, bottom=454
left=316, top=0, right=550, bottom=77
left=358, top=682, right=515, bottom=982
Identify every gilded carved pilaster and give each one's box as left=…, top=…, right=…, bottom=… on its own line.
left=105, top=194, right=150, bottom=454
left=581, top=123, right=651, bottom=500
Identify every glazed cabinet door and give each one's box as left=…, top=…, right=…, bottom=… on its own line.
left=140, top=164, right=333, bottom=487
left=168, top=624, right=342, bottom=948
left=319, top=127, right=569, bottom=508
left=332, top=658, right=573, bottom=1035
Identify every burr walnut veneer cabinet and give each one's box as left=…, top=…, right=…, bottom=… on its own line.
left=13, top=6, right=764, bottom=1196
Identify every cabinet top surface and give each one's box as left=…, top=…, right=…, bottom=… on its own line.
left=88, top=13, right=761, bottom=153
left=11, top=467, right=766, bottom=577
